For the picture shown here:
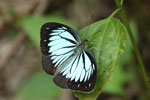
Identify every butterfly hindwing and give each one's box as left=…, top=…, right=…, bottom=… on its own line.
left=53, top=49, right=97, bottom=92
left=42, top=55, right=56, bottom=75
left=67, top=50, right=97, bottom=92
left=40, top=22, right=80, bottom=75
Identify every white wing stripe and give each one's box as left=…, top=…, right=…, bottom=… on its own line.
left=75, top=67, right=83, bottom=82
left=70, top=55, right=80, bottom=76
left=62, top=27, right=67, bottom=29
left=64, top=57, right=77, bottom=78
left=50, top=32, right=60, bottom=35
left=61, top=57, right=75, bottom=75
left=66, top=73, right=71, bottom=78
left=58, top=28, right=63, bottom=30
left=52, top=55, right=63, bottom=64
left=55, top=52, right=72, bottom=67
left=84, top=52, right=91, bottom=71
left=80, top=69, right=85, bottom=82
left=88, top=68, right=92, bottom=80
left=55, top=55, right=67, bottom=67
left=92, top=64, right=95, bottom=70
left=51, top=56, right=57, bottom=60
left=70, top=54, right=84, bottom=82
left=52, top=30, right=65, bottom=33
left=61, top=63, right=72, bottom=76
left=61, top=64, right=71, bottom=75
left=48, top=39, right=65, bottom=46
left=48, top=38, right=69, bottom=47
left=74, top=54, right=84, bottom=82
left=57, top=52, right=73, bottom=67
left=51, top=47, right=74, bottom=55
left=49, top=35, right=61, bottom=40
left=70, top=56, right=80, bottom=80
left=49, top=42, right=74, bottom=53
left=84, top=72, right=89, bottom=82
left=60, top=32, right=76, bottom=42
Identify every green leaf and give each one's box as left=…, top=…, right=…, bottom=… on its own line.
left=74, top=17, right=127, bottom=100
left=16, top=72, right=62, bottom=100
left=103, top=64, right=124, bottom=94
left=19, top=14, right=74, bottom=48
left=119, top=21, right=138, bottom=64
left=103, top=21, right=138, bottom=94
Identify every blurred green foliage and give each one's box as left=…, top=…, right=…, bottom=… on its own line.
left=16, top=13, right=74, bottom=100
left=19, top=12, right=74, bottom=48
left=16, top=72, right=62, bottom=100
left=103, top=64, right=124, bottom=94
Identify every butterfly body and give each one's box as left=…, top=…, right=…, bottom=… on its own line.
left=40, top=22, right=97, bottom=92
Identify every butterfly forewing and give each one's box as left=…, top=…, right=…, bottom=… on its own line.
left=40, top=23, right=80, bottom=75
left=40, top=22, right=97, bottom=92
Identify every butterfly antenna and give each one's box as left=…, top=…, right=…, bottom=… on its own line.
left=84, top=11, right=94, bottom=40
left=86, top=29, right=102, bottom=40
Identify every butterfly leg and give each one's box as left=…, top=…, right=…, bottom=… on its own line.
left=89, top=47, right=102, bottom=51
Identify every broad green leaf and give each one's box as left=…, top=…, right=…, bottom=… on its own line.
left=19, top=14, right=74, bottom=48
left=103, top=21, right=138, bottom=94
left=16, top=72, right=62, bottom=100
left=74, top=17, right=127, bottom=100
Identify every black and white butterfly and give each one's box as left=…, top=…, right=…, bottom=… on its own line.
left=40, top=22, right=97, bottom=92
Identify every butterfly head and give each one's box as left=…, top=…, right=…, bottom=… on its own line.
left=82, top=39, right=91, bottom=48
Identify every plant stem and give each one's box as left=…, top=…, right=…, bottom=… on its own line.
left=115, top=0, right=150, bottom=96
left=108, top=8, right=121, bottom=18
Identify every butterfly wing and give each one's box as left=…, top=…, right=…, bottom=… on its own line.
left=40, top=22, right=97, bottom=92
left=40, top=22, right=81, bottom=75
left=54, top=49, right=97, bottom=92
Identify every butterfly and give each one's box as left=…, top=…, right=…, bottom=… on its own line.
left=40, top=22, right=97, bottom=92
